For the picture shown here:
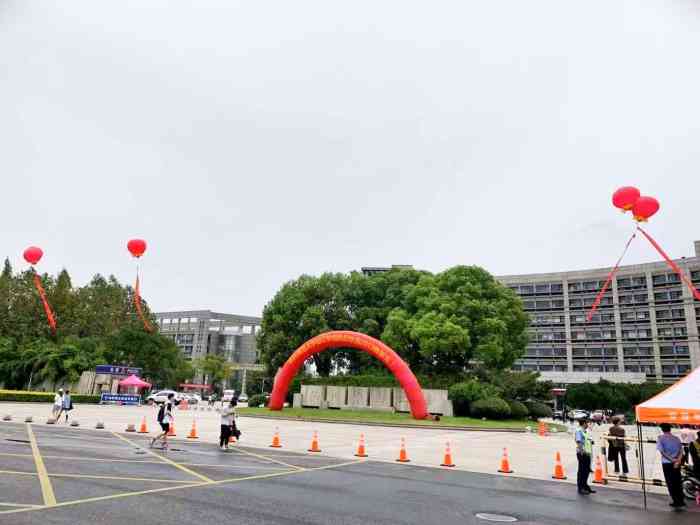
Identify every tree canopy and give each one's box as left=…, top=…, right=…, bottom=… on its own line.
left=258, top=266, right=529, bottom=377
left=0, top=258, right=190, bottom=390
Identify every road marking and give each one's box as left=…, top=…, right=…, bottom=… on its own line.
left=0, top=503, right=43, bottom=509
left=26, top=424, right=57, bottom=507
left=229, top=447, right=305, bottom=471
left=180, top=462, right=296, bottom=471
left=0, top=469, right=37, bottom=476
left=0, top=452, right=33, bottom=458
left=48, top=473, right=195, bottom=484
left=111, top=432, right=214, bottom=483
left=0, top=457, right=365, bottom=516
left=42, top=455, right=161, bottom=464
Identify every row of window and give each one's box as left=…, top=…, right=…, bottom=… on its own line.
left=524, top=348, right=568, bottom=358
left=509, top=283, right=564, bottom=296
left=514, top=362, right=691, bottom=376
left=617, top=276, right=647, bottom=290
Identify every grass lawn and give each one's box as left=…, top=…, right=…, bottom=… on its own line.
left=238, top=407, right=564, bottom=431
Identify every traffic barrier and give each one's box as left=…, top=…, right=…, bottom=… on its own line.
left=354, top=434, right=368, bottom=458
left=308, top=431, right=321, bottom=453
left=440, top=441, right=455, bottom=467
left=592, top=455, right=606, bottom=484
left=396, top=437, right=410, bottom=463
left=187, top=419, right=199, bottom=439
left=125, top=424, right=136, bottom=432
left=167, top=422, right=176, bottom=436
left=270, top=428, right=282, bottom=448
left=498, top=448, right=513, bottom=473
left=552, top=451, right=567, bottom=480
left=138, top=417, right=149, bottom=434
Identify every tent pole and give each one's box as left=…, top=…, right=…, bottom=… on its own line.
left=638, top=423, right=647, bottom=510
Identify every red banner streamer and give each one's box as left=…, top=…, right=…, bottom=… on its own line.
left=586, top=230, right=638, bottom=322
left=637, top=226, right=700, bottom=301
left=33, top=273, right=56, bottom=334
left=134, top=272, right=152, bottom=332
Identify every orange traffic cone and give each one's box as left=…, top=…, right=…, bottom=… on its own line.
left=138, top=416, right=149, bottom=434
left=354, top=434, right=368, bottom=458
left=538, top=421, right=546, bottom=437
left=396, top=437, right=410, bottom=463
left=167, top=421, right=176, bottom=437
left=552, top=451, right=567, bottom=480
left=440, top=441, right=455, bottom=467
left=592, top=455, right=606, bottom=484
left=498, top=448, right=513, bottom=473
left=308, top=431, right=321, bottom=452
left=229, top=434, right=236, bottom=444
left=187, top=419, right=199, bottom=439
left=270, top=428, right=282, bottom=448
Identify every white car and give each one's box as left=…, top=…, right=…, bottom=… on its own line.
left=237, top=393, right=248, bottom=403
left=147, top=390, right=181, bottom=404
left=222, top=389, right=236, bottom=403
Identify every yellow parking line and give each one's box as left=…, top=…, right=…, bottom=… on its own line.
left=0, top=452, right=32, bottom=458
left=0, top=469, right=37, bottom=476
left=230, top=447, right=304, bottom=471
left=111, top=432, right=213, bottom=483
left=0, top=458, right=365, bottom=516
left=48, top=473, right=195, bottom=484
left=43, top=455, right=161, bottom=464
left=26, top=424, right=57, bottom=507
left=0, top=503, right=43, bottom=509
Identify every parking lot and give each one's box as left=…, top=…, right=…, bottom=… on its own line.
left=0, top=421, right=697, bottom=524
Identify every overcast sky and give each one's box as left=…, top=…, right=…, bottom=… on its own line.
left=2, top=1, right=700, bottom=316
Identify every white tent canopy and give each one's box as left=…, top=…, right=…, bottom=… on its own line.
left=636, top=367, right=700, bottom=424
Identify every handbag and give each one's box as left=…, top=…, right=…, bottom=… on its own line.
left=230, top=421, right=241, bottom=439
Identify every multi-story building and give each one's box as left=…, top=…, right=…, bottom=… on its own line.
left=362, top=240, right=700, bottom=384
left=155, top=310, right=263, bottom=386
left=499, top=240, right=700, bottom=383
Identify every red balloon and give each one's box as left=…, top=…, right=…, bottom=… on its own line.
left=612, top=186, right=641, bottom=211
left=632, top=196, right=660, bottom=222
left=127, top=239, right=147, bottom=258
left=23, top=246, right=43, bottom=266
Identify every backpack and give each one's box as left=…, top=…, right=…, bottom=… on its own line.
left=157, top=404, right=165, bottom=423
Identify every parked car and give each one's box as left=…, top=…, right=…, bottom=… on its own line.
left=569, top=410, right=589, bottom=421
left=147, top=390, right=182, bottom=404
left=237, top=393, right=248, bottom=403
left=222, top=389, right=236, bottom=403
left=591, top=410, right=605, bottom=424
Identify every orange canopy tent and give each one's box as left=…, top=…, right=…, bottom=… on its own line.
left=635, top=367, right=700, bottom=424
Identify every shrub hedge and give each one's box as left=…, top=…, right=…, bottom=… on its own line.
left=507, top=400, right=529, bottom=419
left=470, top=397, right=512, bottom=420
left=246, top=394, right=267, bottom=408
left=525, top=401, right=552, bottom=419
left=0, top=390, right=101, bottom=404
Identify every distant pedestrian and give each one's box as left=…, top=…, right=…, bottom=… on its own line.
left=52, top=389, right=63, bottom=420
left=151, top=393, right=175, bottom=449
left=219, top=397, right=237, bottom=451
left=575, top=419, right=596, bottom=495
left=607, top=417, right=629, bottom=475
left=679, top=426, right=694, bottom=464
left=60, top=390, right=73, bottom=423
left=657, top=423, right=685, bottom=509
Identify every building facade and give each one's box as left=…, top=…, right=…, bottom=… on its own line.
left=499, top=240, right=700, bottom=383
left=155, top=311, right=262, bottom=382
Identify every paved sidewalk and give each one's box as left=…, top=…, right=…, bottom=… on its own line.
left=0, top=402, right=667, bottom=493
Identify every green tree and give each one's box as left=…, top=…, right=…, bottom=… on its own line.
left=193, top=355, right=233, bottom=391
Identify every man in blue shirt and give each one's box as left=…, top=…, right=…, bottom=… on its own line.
left=575, top=419, right=596, bottom=495
left=657, top=423, right=685, bottom=508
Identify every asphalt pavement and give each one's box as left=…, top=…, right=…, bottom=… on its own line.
left=0, top=421, right=697, bottom=525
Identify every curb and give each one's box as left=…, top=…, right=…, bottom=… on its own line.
left=237, top=414, right=527, bottom=432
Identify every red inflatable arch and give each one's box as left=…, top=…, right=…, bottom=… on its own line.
left=267, top=331, right=429, bottom=420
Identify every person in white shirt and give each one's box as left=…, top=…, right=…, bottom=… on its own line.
left=151, top=393, right=175, bottom=449
left=219, top=398, right=238, bottom=451
left=52, top=389, right=63, bottom=420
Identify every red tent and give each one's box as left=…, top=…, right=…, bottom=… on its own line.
left=118, top=375, right=152, bottom=389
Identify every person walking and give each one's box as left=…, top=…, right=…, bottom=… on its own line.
left=219, top=397, right=237, bottom=451
left=575, top=419, right=596, bottom=495
left=60, top=389, right=73, bottom=423
left=657, top=423, right=686, bottom=509
left=607, top=417, right=629, bottom=475
left=151, top=393, right=175, bottom=450
left=690, top=431, right=700, bottom=479
left=52, top=389, right=63, bottom=420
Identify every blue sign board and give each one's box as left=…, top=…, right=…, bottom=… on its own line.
left=95, top=365, right=142, bottom=376
left=100, top=393, right=141, bottom=405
